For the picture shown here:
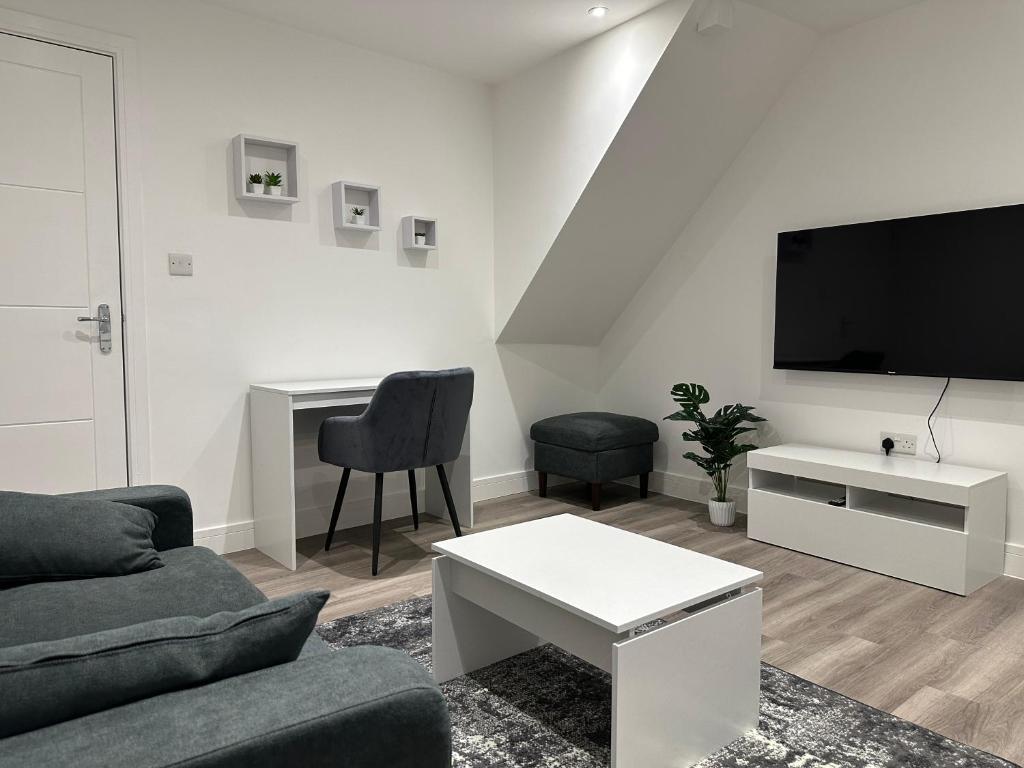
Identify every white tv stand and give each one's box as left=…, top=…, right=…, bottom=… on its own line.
left=747, top=445, right=1006, bottom=595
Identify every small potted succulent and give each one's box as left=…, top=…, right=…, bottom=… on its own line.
left=351, top=206, right=367, bottom=226
left=264, top=170, right=283, bottom=196
left=665, top=382, right=766, bottom=527
left=414, top=230, right=427, bottom=246
left=247, top=172, right=263, bottom=194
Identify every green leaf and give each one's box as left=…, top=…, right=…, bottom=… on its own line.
left=669, top=382, right=767, bottom=476
left=682, top=452, right=716, bottom=476
left=664, top=412, right=695, bottom=421
left=670, top=383, right=710, bottom=408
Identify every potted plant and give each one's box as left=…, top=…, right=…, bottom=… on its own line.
left=247, top=172, right=263, bottom=194
left=665, top=382, right=765, bottom=527
left=351, top=206, right=367, bottom=225
left=414, top=231, right=427, bottom=246
left=264, top=170, right=283, bottom=196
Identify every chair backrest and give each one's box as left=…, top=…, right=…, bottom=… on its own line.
left=361, top=368, right=474, bottom=470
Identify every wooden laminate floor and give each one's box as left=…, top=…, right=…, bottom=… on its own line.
left=226, top=482, right=1024, bottom=764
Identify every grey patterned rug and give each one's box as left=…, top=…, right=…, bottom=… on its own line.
left=316, top=596, right=1017, bottom=768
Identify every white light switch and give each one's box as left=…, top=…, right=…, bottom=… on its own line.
left=169, top=253, right=193, bottom=276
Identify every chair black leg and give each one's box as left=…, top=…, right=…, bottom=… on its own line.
left=371, top=473, right=384, bottom=576
left=590, top=482, right=601, bottom=511
left=435, top=464, right=462, bottom=537
left=640, top=473, right=649, bottom=499
left=538, top=471, right=548, bottom=497
left=408, top=469, right=419, bottom=530
left=324, top=468, right=351, bottom=551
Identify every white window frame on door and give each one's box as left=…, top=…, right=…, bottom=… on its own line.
left=0, top=8, right=151, bottom=485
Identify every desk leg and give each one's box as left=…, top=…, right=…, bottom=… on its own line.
left=611, top=589, right=761, bottom=768
left=432, top=556, right=539, bottom=683
left=426, top=416, right=473, bottom=529
left=250, top=389, right=297, bottom=570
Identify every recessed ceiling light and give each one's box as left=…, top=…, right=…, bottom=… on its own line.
left=588, top=6, right=609, bottom=18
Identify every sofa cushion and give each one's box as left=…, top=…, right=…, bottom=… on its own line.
left=0, top=590, right=329, bottom=738
left=0, top=546, right=266, bottom=649
left=0, top=646, right=450, bottom=768
left=530, top=412, right=659, bottom=452
left=0, top=491, right=162, bottom=587
left=61, top=485, right=194, bottom=551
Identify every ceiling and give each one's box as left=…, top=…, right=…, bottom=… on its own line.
left=203, top=0, right=669, bottom=84
left=743, top=0, right=924, bottom=32
left=204, top=0, right=926, bottom=84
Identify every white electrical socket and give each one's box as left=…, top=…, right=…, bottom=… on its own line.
left=880, top=431, right=916, bottom=456
left=168, top=253, right=193, bottom=276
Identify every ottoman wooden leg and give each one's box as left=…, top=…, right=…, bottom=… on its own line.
left=590, top=482, right=601, bottom=511
left=538, top=471, right=548, bottom=497
left=640, top=473, right=649, bottom=499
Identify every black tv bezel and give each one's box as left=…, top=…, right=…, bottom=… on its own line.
left=771, top=203, right=1024, bottom=383
left=771, top=361, right=1024, bottom=384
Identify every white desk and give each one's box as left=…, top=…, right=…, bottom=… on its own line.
left=432, top=514, right=763, bottom=767
left=250, top=377, right=472, bottom=570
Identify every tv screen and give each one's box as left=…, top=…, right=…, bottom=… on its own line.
left=774, top=203, right=1024, bottom=381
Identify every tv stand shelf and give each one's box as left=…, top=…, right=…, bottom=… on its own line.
left=747, top=445, right=1006, bottom=595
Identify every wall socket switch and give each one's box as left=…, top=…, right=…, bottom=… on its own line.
left=168, top=253, right=193, bottom=276
left=880, top=431, right=916, bottom=456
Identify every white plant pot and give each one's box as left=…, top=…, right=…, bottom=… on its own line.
left=352, top=214, right=366, bottom=225
left=248, top=183, right=263, bottom=194
left=267, top=186, right=283, bottom=196
left=708, top=498, right=737, bottom=527
left=415, top=235, right=427, bottom=246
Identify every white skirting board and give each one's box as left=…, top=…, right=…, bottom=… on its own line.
left=471, top=469, right=574, bottom=501
left=194, top=521, right=256, bottom=555
left=1005, top=543, right=1024, bottom=579
left=194, top=469, right=570, bottom=555
left=192, top=465, right=1023, bottom=578
left=617, top=470, right=750, bottom=513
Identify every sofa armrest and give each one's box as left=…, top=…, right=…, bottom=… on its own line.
left=61, top=485, right=193, bottom=551
left=0, top=646, right=450, bottom=768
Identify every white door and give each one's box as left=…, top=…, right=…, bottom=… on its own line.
left=0, top=32, right=127, bottom=493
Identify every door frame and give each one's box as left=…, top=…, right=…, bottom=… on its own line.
left=0, top=8, right=151, bottom=485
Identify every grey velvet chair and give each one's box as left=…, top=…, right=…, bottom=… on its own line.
left=318, top=368, right=473, bottom=575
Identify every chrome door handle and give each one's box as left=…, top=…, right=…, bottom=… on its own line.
left=77, top=303, right=112, bottom=354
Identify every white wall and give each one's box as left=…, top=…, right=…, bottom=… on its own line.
left=491, top=0, right=690, bottom=334
left=499, top=0, right=817, bottom=345
left=3, top=0, right=594, bottom=541
left=19, top=0, right=1024, bottom=576
left=599, top=0, right=1024, bottom=568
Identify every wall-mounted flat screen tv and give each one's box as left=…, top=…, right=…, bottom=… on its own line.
left=774, top=203, right=1024, bottom=381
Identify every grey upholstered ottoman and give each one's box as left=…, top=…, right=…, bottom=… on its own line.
left=530, top=412, right=659, bottom=511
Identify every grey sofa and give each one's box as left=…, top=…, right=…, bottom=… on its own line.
left=0, top=485, right=451, bottom=768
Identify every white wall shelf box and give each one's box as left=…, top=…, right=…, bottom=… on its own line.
left=747, top=444, right=1007, bottom=595
left=332, top=181, right=381, bottom=230
left=402, top=216, right=437, bottom=250
left=233, top=134, right=300, bottom=204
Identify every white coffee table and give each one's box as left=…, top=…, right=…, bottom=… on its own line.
left=432, top=513, right=763, bottom=768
